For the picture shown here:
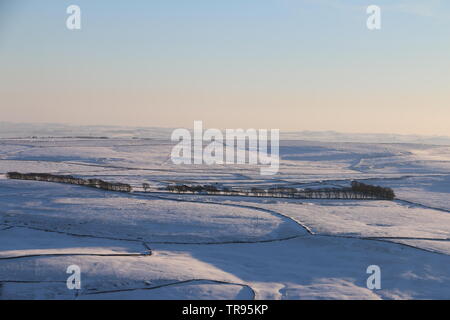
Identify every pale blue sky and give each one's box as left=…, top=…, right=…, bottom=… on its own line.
left=1, top=0, right=449, bottom=135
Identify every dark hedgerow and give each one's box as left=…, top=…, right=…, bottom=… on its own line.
left=6, top=172, right=132, bottom=193
left=165, top=182, right=396, bottom=200
left=350, top=181, right=395, bottom=200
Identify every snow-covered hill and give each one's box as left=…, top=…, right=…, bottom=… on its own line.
left=1, top=127, right=450, bottom=299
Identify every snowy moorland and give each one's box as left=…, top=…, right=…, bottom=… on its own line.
left=0, top=125, right=450, bottom=299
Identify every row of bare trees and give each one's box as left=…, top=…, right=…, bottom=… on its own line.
left=350, top=181, right=395, bottom=200
left=6, top=172, right=132, bottom=192
left=165, top=181, right=395, bottom=200
left=166, top=184, right=226, bottom=193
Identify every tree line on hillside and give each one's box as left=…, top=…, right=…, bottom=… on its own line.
left=350, top=181, right=395, bottom=200
left=165, top=181, right=395, bottom=200
left=6, top=172, right=132, bottom=192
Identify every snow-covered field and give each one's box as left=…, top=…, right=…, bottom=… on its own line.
left=1, top=126, right=450, bottom=300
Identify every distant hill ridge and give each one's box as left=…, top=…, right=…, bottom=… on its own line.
left=1, top=122, right=449, bottom=145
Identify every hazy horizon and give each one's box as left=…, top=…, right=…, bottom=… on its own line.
left=2, top=121, right=450, bottom=147
left=2, top=119, right=450, bottom=137
left=1, top=0, right=449, bottom=135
